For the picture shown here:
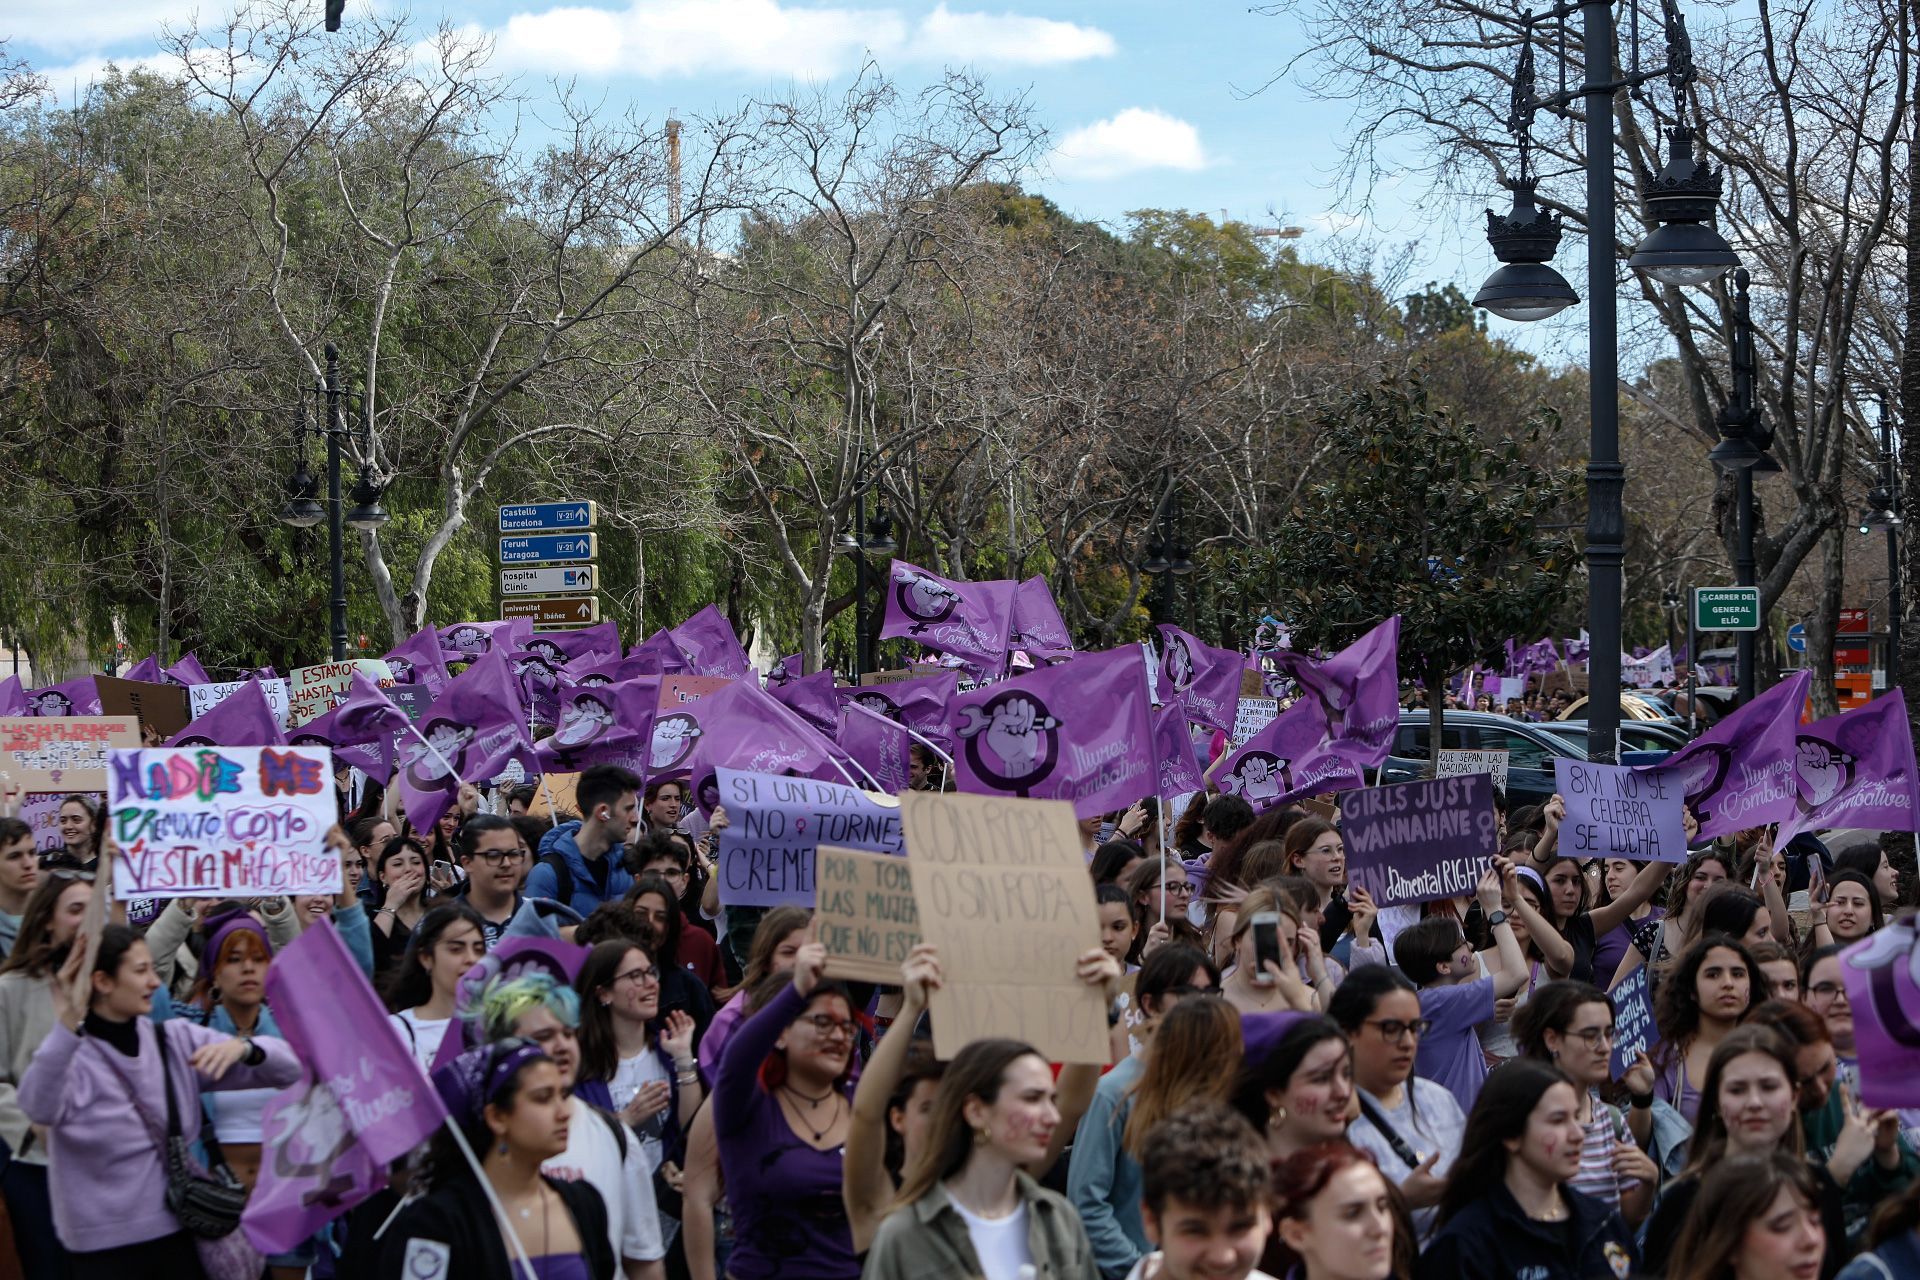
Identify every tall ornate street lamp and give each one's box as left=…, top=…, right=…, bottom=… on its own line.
left=1859, top=403, right=1903, bottom=689
left=835, top=497, right=895, bottom=678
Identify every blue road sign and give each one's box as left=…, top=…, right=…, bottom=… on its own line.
left=1787, top=622, right=1807, bottom=653
left=498, top=533, right=597, bottom=565
left=499, top=501, right=597, bottom=533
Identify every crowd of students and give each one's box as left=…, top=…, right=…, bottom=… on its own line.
left=0, top=750, right=1914, bottom=1280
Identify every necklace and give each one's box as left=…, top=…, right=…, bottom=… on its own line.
left=783, top=1081, right=835, bottom=1108
left=780, top=1088, right=843, bottom=1142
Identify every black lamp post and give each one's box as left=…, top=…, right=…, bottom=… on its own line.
left=1473, top=8, right=1738, bottom=761
left=1859, top=404, right=1903, bottom=690
left=1140, top=479, right=1192, bottom=625
left=280, top=343, right=388, bottom=660
left=836, top=495, right=895, bottom=678
left=1706, top=269, right=1776, bottom=705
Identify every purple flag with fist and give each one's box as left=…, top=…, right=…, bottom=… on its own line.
left=878, top=559, right=1016, bottom=671
left=1776, top=690, right=1920, bottom=844
left=1212, top=696, right=1363, bottom=813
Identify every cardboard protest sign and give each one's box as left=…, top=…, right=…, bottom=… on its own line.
left=1437, top=748, right=1509, bottom=792
left=528, top=773, right=580, bottom=819
left=714, top=767, right=903, bottom=907
left=1554, top=759, right=1687, bottom=863
left=900, top=790, right=1109, bottom=1064
left=1341, top=774, right=1498, bottom=907
left=0, top=717, right=141, bottom=791
left=387, top=686, right=431, bottom=723
left=286, top=660, right=394, bottom=728
left=1231, top=697, right=1279, bottom=747
left=815, top=845, right=921, bottom=984
left=191, top=678, right=292, bottom=730
left=106, top=745, right=342, bottom=899
left=96, top=677, right=192, bottom=741
left=1609, top=966, right=1660, bottom=1078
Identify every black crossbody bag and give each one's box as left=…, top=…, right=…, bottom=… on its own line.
left=102, top=1025, right=250, bottom=1239
left=1356, top=1093, right=1424, bottom=1171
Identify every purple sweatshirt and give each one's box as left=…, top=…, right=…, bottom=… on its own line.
left=20, top=1018, right=301, bottom=1252
left=714, top=981, right=857, bottom=1280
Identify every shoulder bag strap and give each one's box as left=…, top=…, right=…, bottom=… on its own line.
left=1355, top=1093, right=1423, bottom=1170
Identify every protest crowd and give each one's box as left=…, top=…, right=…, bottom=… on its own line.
left=0, top=564, right=1913, bottom=1280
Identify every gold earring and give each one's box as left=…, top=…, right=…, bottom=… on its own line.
left=975, top=1126, right=991, bottom=1146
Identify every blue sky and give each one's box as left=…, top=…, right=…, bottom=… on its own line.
left=8, top=0, right=1577, bottom=354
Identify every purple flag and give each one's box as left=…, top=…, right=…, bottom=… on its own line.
left=536, top=677, right=660, bottom=775
left=840, top=701, right=914, bottom=793
left=835, top=670, right=961, bottom=750
left=123, top=656, right=165, bottom=683
left=167, top=678, right=285, bottom=748
left=1009, top=576, right=1073, bottom=652
left=395, top=649, right=534, bottom=832
left=670, top=606, right=753, bottom=681
left=678, top=679, right=853, bottom=812
left=1643, top=670, right=1809, bottom=839
left=1211, top=697, right=1363, bottom=813
left=243, top=918, right=446, bottom=1254
left=878, top=559, right=1016, bottom=670
left=383, top=627, right=452, bottom=701
left=509, top=648, right=573, bottom=727
left=1153, top=702, right=1205, bottom=797
left=627, top=629, right=691, bottom=676
left=945, top=645, right=1154, bottom=818
left=520, top=622, right=621, bottom=671
left=437, top=619, right=532, bottom=664
left=1841, top=919, right=1920, bottom=1107
left=1777, top=691, right=1920, bottom=843
left=769, top=669, right=840, bottom=736
left=1157, top=625, right=1244, bottom=732
left=166, top=653, right=211, bottom=686
left=288, top=674, right=411, bottom=777
left=0, top=677, right=23, bottom=717
left=765, top=653, right=806, bottom=687
left=1261, top=615, right=1401, bottom=766
left=25, top=677, right=100, bottom=718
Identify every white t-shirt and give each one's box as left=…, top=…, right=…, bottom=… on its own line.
left=608, top=1049, right=671, bottom=1173
left=391, top=1010, right=451, bottom=1072
left=947, top=1193, right=1032, bottom=1280
left=543, top=1104, right=666, bottom=1264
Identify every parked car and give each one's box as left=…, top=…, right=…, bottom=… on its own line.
left=1382, top=711, right=1588, bottom=807
left=1544, top=722, right=1677, bottom=767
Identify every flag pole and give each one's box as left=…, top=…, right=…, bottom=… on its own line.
left=1157, top=792, right=1168, bottom=928
left=439, top=1115, right=538, bottom=1277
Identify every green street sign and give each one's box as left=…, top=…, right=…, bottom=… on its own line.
left=1694, top=586, right=1761, bottom=632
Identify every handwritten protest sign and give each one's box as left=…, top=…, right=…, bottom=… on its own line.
left=815, top=845, right=921, bottom=984
left=286, top=660, right=394, bottom=728
left=1437, top=748, right=1509, bottom=792
left=901, top=790, right=1109, bottom=1064
left=529, top=773, right=579, bottom=819
left=1341, top=774, right=1498, bottom=907
left=1554, top=759, right=1687, bottom=862
left=1231, top=697, right=1279, bottom=747
left=714, top=767, right=903, bottom=907
left=19, top=792, right=77, bottom=852
left=96, top=677, right=192, bottom=741
left=0, top=717, right=141, bottom=791
left=106, top=745, right=341, bottom=900
left=191, top=679, right=292, bottom=731
left=1609, top=966, right=1660, bottom=1077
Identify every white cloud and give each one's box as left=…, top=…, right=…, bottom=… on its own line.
left=8, top=0, right=201, bottom=55
left=1049, top=107, right=1207, bottom=181
left=496, top=0, right=1111, bottom=78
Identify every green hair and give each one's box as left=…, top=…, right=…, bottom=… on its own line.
left=467, top=973, right=581, bottom=1044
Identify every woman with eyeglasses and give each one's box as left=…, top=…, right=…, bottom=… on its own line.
left=575, top=938, right=701, bottom=1176
left=1122, top=856, right=1204, bottom=971
left=1511, top=981, right=1660, bottom=1225
left=713, top=925, right=863, bottom=1280
left=1326, top=965, right=1461, bottom=1240
left=0, top=872, right=96, bottom=1275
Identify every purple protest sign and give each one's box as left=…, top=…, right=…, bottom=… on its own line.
left=713, top=767, right=904, bottom=907
left=765, top=653, right=805, bottom=686
left=1152, top=702, right=1204, bottom=798
left=1262, top=615, right=1401, bottom=765
left=1644, top=670, right=1809, bottom=839
left=837, top=670, right=960, bottom=749
left=671, top=605, right=754, bottom=681
left=1212, top=697, right=1363, bottom=813
left=122, top=656, right=165, bottom=684
left=288, top=674, right=411, bottom=777
left=1841, top=919, right=1920, bottom=1107
left=520, top=621, right=620, bottom=669
left=244, top=918, right=447, bottom=1254
left=0, top=677, right=24, bottom=718
left=1157, top=625, right=1245, bottom=732
left=1609, top=966, right=1659, bottom=1077
left=166, top=653, right=211, bottom=686
left=383, top=627, right=452, bottom=701
left=1340, top=774, right=1498, bottom=907
left=1777, top=690, right=1920, bottom=843
left=627, top=628, right=691, bottom=676
left=945, top=645, right=1155, bottom=819
left=1554, top=759, right=1688, bottom=863
left=878, top=559, right=1016, bottom=670
left=1009, top=575, right=1073, bottom=653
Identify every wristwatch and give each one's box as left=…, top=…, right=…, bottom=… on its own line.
left=1486, top=910, right=1509, bottom=928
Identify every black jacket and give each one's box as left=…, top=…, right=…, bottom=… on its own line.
left=377, top=1174, right=615, bottom=1280
left=1414, top=1183, right=1636, bottom=1280
left=1642, top=1165, right=1847, bottom=1280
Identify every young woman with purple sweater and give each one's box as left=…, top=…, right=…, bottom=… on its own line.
left=713, top=927, right=861, bottom=1280
left=19, top=923, right=301, bottom=1280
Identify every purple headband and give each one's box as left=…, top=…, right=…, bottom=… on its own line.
left=203, top=912, right=272, bottom=967
left=1513, top=865, right=1547, bottom=898
left=432, top=1041, right=551, bottom=1128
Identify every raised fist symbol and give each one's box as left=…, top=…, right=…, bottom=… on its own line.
left=1795, top=738, right=1855, bottom=808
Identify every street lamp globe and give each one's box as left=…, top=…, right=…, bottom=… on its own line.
left=862, top=509, right=897, bottom=557
left=280, top=459, right=324, bottom=529
left=1473, top=178, right=1579, bottom=323
left=344, top=472, right=390, bottom=531
left=832, top=530, right=860, bottom=556
left=1169, top=543, right=1196, bottom=575
left=1628, top=127, right=1739, bottom=287
left=1141, top=540, right=1170, bottom=576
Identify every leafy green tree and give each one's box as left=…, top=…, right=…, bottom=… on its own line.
left=1226, top=376, right=1582, bottom=766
